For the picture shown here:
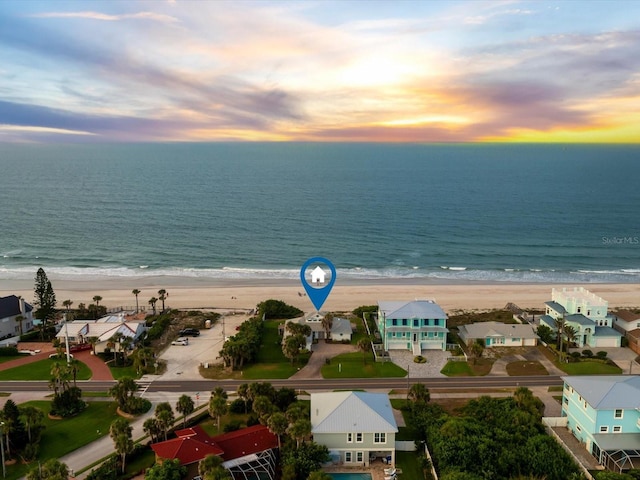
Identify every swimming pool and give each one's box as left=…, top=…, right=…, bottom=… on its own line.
left=328, top=474, right=373, bottom=480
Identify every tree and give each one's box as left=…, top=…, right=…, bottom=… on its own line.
left=267, top=412, right=288, bottom=449
left=144, top=458, right=185, bottom=480
left=110, top=418, right=133, bottom=474
left=199, top=455, right=232, bottom=480
left=554, top=316, right=566, bottom=360
left=281, top=442, right=330, bottom=480
left=176, top=394, right=195, bottom=428
left=109, top=377, right=138, bottom=412
left=308, top=471, right=332, bottom=480
left=536, top=324, right=554, bottom=344
left=321, top=313, right=334, bottom=340
left=357, top=336, right=371, bottom=364
left=287, top=418, right=311, bottom=449
left=62, top=299, right=73, bottom=320
left=132, top=289, right=141, bottom=313
left=564, top=325, right=578, bottom=352
left=285, top=402, right=308, bottom=424
left=87, top=336, right=99, bottom=355
left=237, top=383, right=250, bottom=414
left=283, top=334, right=306, bottom=365
left=20, top=405, right=45, bottom=443
left=257, top=299, right=303, bottom=319
left=158, top=289, right=168, bottom=311
left=149, top=297, right=158, bottom=315
left=155, top=402, right=175, bottom=441
left=252, top=395, right=276, bottom=424
left=143, top=417, right=163, bottom=444
left=409, top=383, right=431, bottom=406
left=34, top=268, right=56, bottom=340
left=93, top=295, right=102, bottom=308
left=27, top=458, right=69, bottom=480
left=469, top=340, right=484, bottom=364
left=209, top=393, right=228, bottom=433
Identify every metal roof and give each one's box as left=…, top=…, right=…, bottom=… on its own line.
left=458, top=321, right=538, bottom=340
left=311, top=391, right=398, bottom=434
left=566, top=314, right=596, bottom=326
left=594, top=326, right=623, bottom=338
left=378, top=300, right=447, bottom=319
left=562, top=375, right=640, bottom=409
left=545, top=301, right=567, bottom=315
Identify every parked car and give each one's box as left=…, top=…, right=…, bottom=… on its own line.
left=171, top=337, right=189, bottom=346
left=179, top=328, right=200, bottom=337
left=49, top=353, right=73, bottom=359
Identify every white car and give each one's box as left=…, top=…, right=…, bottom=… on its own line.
left=49, top=353, right=73, bottom=359
left=171, top=337, right=189, bottom=346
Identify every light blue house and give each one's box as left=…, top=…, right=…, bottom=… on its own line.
left=561, top=375, right=640, bottom=471
left=377, top=300, right=448, bottom=354
left=539, top=287, right=622, bottom=348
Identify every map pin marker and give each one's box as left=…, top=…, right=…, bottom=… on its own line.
left=300, top=257, right=336, bottom=312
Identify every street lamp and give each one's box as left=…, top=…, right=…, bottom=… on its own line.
left=0, top=421, right=5, bottom=478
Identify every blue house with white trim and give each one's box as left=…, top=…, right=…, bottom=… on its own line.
left=561, top=375, right=640, bottom=471
left=377, top=300, right=448, bottom=354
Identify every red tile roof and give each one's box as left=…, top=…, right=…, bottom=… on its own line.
left=150, top=424, right=277, bottom=466
left=212, top=425, right=278, bottom=461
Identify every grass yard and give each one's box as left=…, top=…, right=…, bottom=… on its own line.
left=396, top=450, right=425, bottom=480
left=5, top=401, right=119, bottom=480
left=559, top=361, right=622, bottom=375
left=440, top=361, right=473, bottom=376
left=321, top=352, right=406, bottom=378
left=0, top=358, right=92, bottom=381
left=506, top=361, right=549, bottom=376
left=109, top=363, right=140, bottom=380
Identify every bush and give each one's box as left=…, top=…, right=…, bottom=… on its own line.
left=582, top=349, right=594, bottom=358
left=570, top=352, right=582, bottom=359
left=145, top=314, right=172, bottom=340
left=51, top=387, right=86, bottom=417
left=124, top=396, right=152, bottom=415
left=352, top=305, right=377, bottom=318
left=223, top=420, right=244, bottom=433
left=229, top=398, right=250, bottom=414
left=414, top=355, right=427, bottom=363
left=257, top=299, right=303, bottom=319
left=0, top=346, right=19, bottom=356
left=596, top=351, right=608, bottom=359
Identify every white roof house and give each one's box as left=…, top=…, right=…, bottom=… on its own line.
left=378, top=300, right=447, bottom=320
left=56, top=317, right=146, bottom=352
left=458, top=321, right=539, bottom=347
left=311, top=391, right=397, bottom=434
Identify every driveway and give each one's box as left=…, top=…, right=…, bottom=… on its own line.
left=289, top=342, right=357, bottom=379
left=388, top=349, right=449, bottom=378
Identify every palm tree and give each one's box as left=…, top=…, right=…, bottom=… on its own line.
left=554, top=316, right=566, bottom=361
left=176, top=394, right=195, bottom=428
left=110, top=418, right=133, bottom=474
left=237, top=383, right=250, bottom=413
left=62, top=299, right=73, bottom=321
left=158, top=289, right=168, bottom=311
left=92, top=296, right=103, bottom=318
left=287, top=418, right=311, bottom=449
left=408, top=382, right=431, bottom=405
left=148, top=297, right=158, bottom=315
left=321, top=313, right=334, bottom=341
left=20, top=405, right=44, bottom=443
left=132, top=289, right=141, bottom=313
left=87, top=336, right=99, bottom=355
left=563, top=325, right=578, bottom=358
left=267, top=412, right=288, bottom=449
left=209, top=394, right=228, bottom=433
left=155, top=402, right=175, bottom=441
left=143, top=417, right=163, bottom=443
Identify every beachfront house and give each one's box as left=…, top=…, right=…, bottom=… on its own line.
left=0, top=295, right=35, bottom=340
left=151, top=424, right=278, bottom=480
left=283, top=312, right=353, bottom=350
left=458, top=321, right=539, bottom=348
left=55, top=314, right=146, bottom=353
left=561, top=375, right=640, bottom=471
left=311, top=391, right=398, bottom=467
left=377, top=300, right=448, bottom=354
left=539, top=287, right=622, bottom=348
left=613, top=310, right=640, bottom=355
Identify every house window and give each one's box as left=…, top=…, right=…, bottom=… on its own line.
left=402, top=319, right=408, bottom=326
left=356, top=433, right=363, bottom=443
left=587, top=310, right=591, bottom=316
left=576, top=424, right=582, bottom=432
left=356, top=452, right=363, bottom=462
left=392, top=319, right=397, bottom=326
left=434, top=319, right=440, bottom=326
left=563, top=397, right=568, bottom=404
left=613, top=426, right=622, bottom=433
left=423, top=319, right=428, bottom=326
left=347, top=433, right=353, bottom=443
left=345, top=452, right=352, bottom=463
left=615, top=409, right=623, bottom=419
left=374, top=433, right=386, bottom=443
left=413, top=319, right=419, bottom=327
left=600, top=426, right=609, bottom=433
left=577, top=307, right=581, bottom=313
left=583, top=401, right=587, bottom=409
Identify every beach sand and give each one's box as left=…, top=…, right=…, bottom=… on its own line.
left=2, top=277, right=639, bottom=313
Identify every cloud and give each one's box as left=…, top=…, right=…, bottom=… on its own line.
left=29, top=10, right=179, bottom=24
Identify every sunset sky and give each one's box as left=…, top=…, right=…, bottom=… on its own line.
left=1, top=0, right=639, bottom=143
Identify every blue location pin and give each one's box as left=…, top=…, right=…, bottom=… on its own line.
left=300, top=257, right=336, bottom=311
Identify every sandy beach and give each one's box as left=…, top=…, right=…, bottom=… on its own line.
left=2, top=277, right=639, bottom=313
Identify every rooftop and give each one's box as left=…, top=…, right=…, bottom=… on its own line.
left=378, top=300, right=447, bottom=320
left=563, top=375, right=640, bottom=409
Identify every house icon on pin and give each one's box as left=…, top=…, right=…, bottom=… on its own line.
left=310, top=266, right=326, bottom=285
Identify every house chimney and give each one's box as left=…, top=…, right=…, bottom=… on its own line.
left=19, top=297, right=26, bottom=315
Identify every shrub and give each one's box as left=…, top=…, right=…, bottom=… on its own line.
left=125, top=396, right=152, bottom=415
left=257, top=299, right=303, bottom=319
left=570, top=352, right=582, bottom=359
left=229, top=398, right=248, bottom=414
left=145, top=314, right=172, bottom=340
left=51, top=387, right=86, bottom=417
left=414, top=355, right=427, bottom=363
left=582, top=349, right=594, bottom=358
left=0, top=346, right=19, bottom=356
left=596, top=351, right=608, bottom=359
left=223, top=420, right=244, bottom=433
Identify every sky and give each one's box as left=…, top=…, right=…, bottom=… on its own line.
left=0, top=0, right=639, bottom=143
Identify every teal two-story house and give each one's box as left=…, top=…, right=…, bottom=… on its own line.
left=377, top=300, right=448, bottom=354
left=561, top=375, right=640, bottom=470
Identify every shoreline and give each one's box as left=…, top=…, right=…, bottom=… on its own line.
left=2, top=276, right=638, bottom=313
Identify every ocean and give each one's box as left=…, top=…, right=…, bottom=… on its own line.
left=1, top=143, right=639, bottom=284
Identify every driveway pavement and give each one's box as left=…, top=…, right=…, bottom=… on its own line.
left=388, top=349, right=449, bottom=378
left=289, top=342, right=357, bottom=379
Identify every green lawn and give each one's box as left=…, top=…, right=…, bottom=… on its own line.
left=0, top=354, right=31, bottom=364
left=5, top=401, right=120, bottom=480
left=321, top=352, right=407, bottom=378
left=559, top=360, right=622, bottom=375
left=397, top=450, right=425, bottom=480
left=0, top=359, right=92, bottom=381
left=109, top=363, right=140, bottom=380
left=440, top=360, right=474, bottom=376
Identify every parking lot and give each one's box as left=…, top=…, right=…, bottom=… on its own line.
left=155, top=312, right=250, bottom=380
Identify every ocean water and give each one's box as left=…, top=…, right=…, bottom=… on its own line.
left=1, top=143, right=639, bottom=284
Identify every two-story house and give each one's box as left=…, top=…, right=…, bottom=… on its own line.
left=311, top=391, right=398, bottom=467
left=377, top=300, right=448, bottom=354
left=613, top=310, right=640, bottom=355
left=561, top=375, right=640, bottom=470
left=539, top=287, right=621, bottom=348
left=0, top=295, right=35, bottom=339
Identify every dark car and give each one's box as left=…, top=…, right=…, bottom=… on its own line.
left=179, top=328, right=200, bottom=337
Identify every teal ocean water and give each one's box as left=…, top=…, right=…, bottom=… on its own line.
left=1, top=143, right=639, bottom=284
